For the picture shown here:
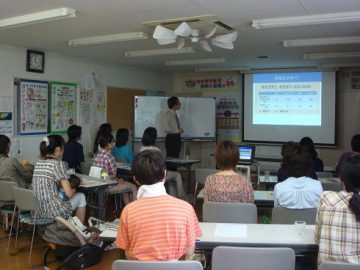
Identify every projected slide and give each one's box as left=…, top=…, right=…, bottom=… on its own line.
left=253, top=72, right=322, bottom=126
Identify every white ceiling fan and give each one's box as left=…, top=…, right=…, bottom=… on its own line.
left=153, top=22, right=237, bottom=52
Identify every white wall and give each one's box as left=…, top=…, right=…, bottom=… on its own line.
left=0, top=44, right=172, bottom=163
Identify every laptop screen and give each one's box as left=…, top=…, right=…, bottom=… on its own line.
left=238, top=145, right=255, bottom=162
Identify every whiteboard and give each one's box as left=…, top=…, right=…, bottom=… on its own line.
left=134, top=96, right=216, bottom=139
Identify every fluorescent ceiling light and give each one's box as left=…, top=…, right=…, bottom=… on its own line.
left=304, top=51, right=360, bottom=59
left=0, top=7, right=76, bottom=28
left=283, top=36, right=360, bottom=47
left=320, top=62, right=360, bottom=68
left=165, top=58, right=225, bottom=66
left=195, top=66, right=249, bottom=72
left=124, top=47, right=194, bottom=57
left=69, top=32, right=148, bottom=46
left=252, top=11, right=360, bottom=29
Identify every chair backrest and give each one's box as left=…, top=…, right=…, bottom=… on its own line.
left=271, top=207, right=317, bottom=224
left=0, top=181, right=18, bottom=201
left=112, top=260, right=203, bottom=270
left=80, top=161, right=92, bottom=175
left=212, top=246, right=295, bottom=270
left=316, top=171, right=333, bottom=178
left=322, top=181, right=342, bottom=192
left=319, top=262, right=360, bottom=270
left=195, top=168, right=220, bottom=185
left=12, top=187, right=37, bottom=211
left=203, top=202, right=257, bottom=223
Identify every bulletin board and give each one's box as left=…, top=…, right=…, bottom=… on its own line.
left=14, top=78, right=78, bottom=135
left=50, top=82, right=77, bottom=133
left=15, top=79, right=49, bottom=135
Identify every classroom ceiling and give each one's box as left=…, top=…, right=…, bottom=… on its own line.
left=1, top=0, right=360, bottom=73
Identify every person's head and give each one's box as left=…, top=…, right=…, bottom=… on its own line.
left=132, top=150, right=166, bottom=185
left=215, top=140, right=239, bottom=170
left=281, top=143, right=312, bottom=178
left=142, top=127, right=157, bottom=146
left=93, top=123, right=113, bottom=154
left=299, top=136, right=318, bottom=159
left=280, top=141, right=297, bottom=157
left=67, top=125, right=82, bottom=141
left=98, top=134, right=114, bottom=150
left=40, top=135, right=65, bottom=159
left=115, top=128, right=129, bottom=147
left=351, top=134, right=360, bottom=153
left=0, top=134, right=11, bottom=156
left=339, top=155, right=360, bottom=222
left=167, top=96, right=180, bottom=110
left=68, top=174, right=81, bottom=189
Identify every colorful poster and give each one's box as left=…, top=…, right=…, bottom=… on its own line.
left=19, top=80, right=49, bottom=135
left=51, top=82, right=77, bottom=133
left=183, top=75, right=238, bottom=91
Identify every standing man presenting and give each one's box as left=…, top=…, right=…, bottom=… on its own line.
left=164, top=96, right=183, bottom=158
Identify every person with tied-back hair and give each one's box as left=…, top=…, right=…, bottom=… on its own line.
left=93, top=123, right=112, bottom=155
left=0, top=134, right=33, bottom=188
left=274, top=143, right=323, bottom=209
left=32, top=135, right=87, bottom=223
left=139, top=127, right=186, bottom=198
left=299, top=136, right=324, bottom=172
left=336, top=134, right=360, bottom=172
left=315, top=155, right=360, bottom=265
left=112, top=128, right=133, bottom=164
left=204, top=140, right=254, bottom=203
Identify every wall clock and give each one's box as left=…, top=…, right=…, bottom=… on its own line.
left=26, top=50, right=45, bottom=73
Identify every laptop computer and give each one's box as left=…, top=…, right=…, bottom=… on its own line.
left=238, top=145, right=256, bottom=165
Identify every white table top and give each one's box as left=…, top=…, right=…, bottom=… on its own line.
left=75, top=173, right=117, bottom=188
left=198, top=223, right=315, bottom=246
left=100, top=222, right=316, bottom=248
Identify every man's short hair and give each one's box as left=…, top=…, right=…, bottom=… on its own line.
left=215, top=140, right=239, bottom=170
left=67, top=125, right=82, bottom=141
left=132, top=150, right=165, bottom=185
left=167, top=96, right=179, bottom=109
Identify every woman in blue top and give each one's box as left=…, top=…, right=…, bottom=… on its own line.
left=112, top=128, right=133, bottom=164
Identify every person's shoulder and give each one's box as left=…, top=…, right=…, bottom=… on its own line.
left=320, top=191, right=348, bottom=207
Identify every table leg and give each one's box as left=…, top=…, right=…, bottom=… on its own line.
left=98, top=188, right=105, bottom=220
left=187, top=164, right=192, bottom=194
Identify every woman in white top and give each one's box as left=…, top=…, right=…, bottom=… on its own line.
left=274, top=143, right=323, bottom=209
left=140, top=127, right=185, bottom=198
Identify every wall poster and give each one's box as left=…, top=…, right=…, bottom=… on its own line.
left=17, top=79, right=49, bottom=135
left=50, top=82, right=77, bottom=133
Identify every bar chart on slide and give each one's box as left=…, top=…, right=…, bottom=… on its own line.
left=253, top=73, right=322, bottom=126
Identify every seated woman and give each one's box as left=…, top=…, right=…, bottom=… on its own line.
left=274, top=143, right=323, bottom=209
left=62, top=124, right=85, bottom=173
left=32, top=135, right=87, bottom=223
left=92, top=134, right=137, bottom=204
left=204, top=140, right=254, bottom=203
left=0, top=135, right=33, bottom=188
left=112, top=128, right=133, bottom=164
left=336, top=133, right=360, bottom=172
left=93, top=123, right=112, bottom=156
left=139, top=127, right=185, bottom=199
left=315, top=155, right=360, bottom=265
left=300, top=136, right=324, bottom=172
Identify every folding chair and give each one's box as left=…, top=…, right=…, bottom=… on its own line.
left=203, top=201, right=257, bottom=223
left=0, top=181, right=18, bottom=231
left=7, top=187, right=52, bottom=266
left=112, top=260, right=203, bottom=270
